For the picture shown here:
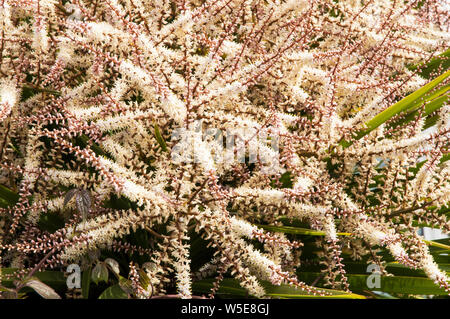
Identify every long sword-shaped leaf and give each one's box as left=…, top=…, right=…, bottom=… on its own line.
left=257, top=224, right=448, bottom=253
left=423, top=239, right=450, bottom=251
left=408, top=48, right=450, bottom=79
left=192, top=278, right=366, bottom=299
left=342, top=69, right=450, bottom=147
left=386, top=86, right=449, bottom=131
left=82, top=266, right=92, bottom=299
left=255, top=224, right=351, bottom=236
left=154, top=123, right=168, bottom=152
left=0, top=184, right=19, bottom=207
left=365, top=70, right=449, bottom=131
left=98, top=284, right=128, bottom=299
left=296, top=272, right=449, bottom=295
left=0, top=268, right=66, bottom=289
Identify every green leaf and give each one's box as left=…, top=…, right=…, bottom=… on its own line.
left=366, top=69, right=449, bottom=130
left=118, top=276, right=134, bottom=295
left=407, top=84, right=449, bottom=113
left=387, top=86, right=449, bottom=131
left=0, top=184, right=19, bottom=207
left=92, top=263, right=109, bottom=285
left=264, top=284, right=365, bottom=299
left=440, top=153, right=450, bottom=164
left=0, top=269, right=66, bottom=290
left=77, top=134, right=107, bottom=157
left=192, top=278, right=365, bottom=299
left=408, top=48, right=450, bottom=79
left=423, top=113, right=440, bottom=130
left=0, top=197, right=9, bottom=208
left=0, top=286, right=13, bottom=293
left=38, top=212, right=65, bottom=233
left=385, top=262, right=450, bottom=275
left=138, top=269, right=151, bottom=291
left=82, top=267, right=92, bottom=299
left=98, top=284, right=129, bottom=299
left=355, top=274, right=447, bottom=295
left=342, top=69, right=450, bottom=147
left=154, top=123, right=168, bottom=152
left=270, top=171, right=293, bottom=189
left=295, top=272, right=448, bottom=295
left=21, top=85, right=61, bottom=97
left=423, top=239, right=450, bottom=251
left=255, top=224, right=351, bottom=237
left=33, top=271, right=66, bottom=289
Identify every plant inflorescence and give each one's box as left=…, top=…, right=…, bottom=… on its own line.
left=0, top=0, right=448, bottom=299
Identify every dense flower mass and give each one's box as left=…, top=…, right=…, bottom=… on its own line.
left=0, top=0, right=449, bottom=298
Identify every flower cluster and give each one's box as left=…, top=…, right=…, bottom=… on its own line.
left=0, top=0, right=448, bottom=298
